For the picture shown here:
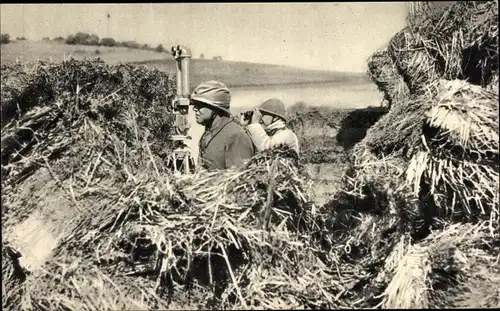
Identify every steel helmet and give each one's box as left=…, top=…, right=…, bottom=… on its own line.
left=190, top=80, right=231, bottom=114
left=259, top=98, right=287, bottom=121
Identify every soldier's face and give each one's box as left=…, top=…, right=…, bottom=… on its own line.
left=261, top=114, right=274, bottom=127
left=192, top=102, right=215, bottom=125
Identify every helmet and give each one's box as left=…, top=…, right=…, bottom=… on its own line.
left=190, top=81, right=231, bottom=114
left=259, top=98, right=286, bottom=121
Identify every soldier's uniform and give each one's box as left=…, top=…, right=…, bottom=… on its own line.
left=246, top=98, right=299, bottom=155
left=191, top=81, right=255, bottom=170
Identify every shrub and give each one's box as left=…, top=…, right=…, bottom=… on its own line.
left=100, top=37, right=117, bottom=47
left=87, top=34, right=99, bottom=46
left=1, top=33, right=11, bottom=44
left=156, top=44, right=165, bottom=53
left=65, top=32, right=99, bottom=45
left=122, top=41, right=140, bottom=49
left=65, top=35, right=76, bottom=45
left=74, top=32, right=90, bottom=44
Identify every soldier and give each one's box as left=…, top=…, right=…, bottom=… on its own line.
left=242, top=98, right=300, bottom=155
left=191, top=80, right=255, bottom=170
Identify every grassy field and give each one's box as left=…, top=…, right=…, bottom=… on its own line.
left=0, top=40, right=167, bottom=64
left=1, top=40, right=370, bottom=88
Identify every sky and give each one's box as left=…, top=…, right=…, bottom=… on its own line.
left=0, top=3, right=409, bottom=72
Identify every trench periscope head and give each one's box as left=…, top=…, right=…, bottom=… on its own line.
left=169, top=45, right=192, bottom=118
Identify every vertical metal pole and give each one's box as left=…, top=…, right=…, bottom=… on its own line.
left=176, top=59, right=183, bottom=96
left=184, top=154, right=189, bottom=175
left=182, top=57, right=191, bottom=97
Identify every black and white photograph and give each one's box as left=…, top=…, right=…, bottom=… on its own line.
left=1, top=2, right=499, bottom=310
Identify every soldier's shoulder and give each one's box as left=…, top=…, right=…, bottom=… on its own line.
left=225, top=120, right=246, bottom=132
left=225, top=121, right=252, bottom=139
left=283, top=127, right=298, bottom=136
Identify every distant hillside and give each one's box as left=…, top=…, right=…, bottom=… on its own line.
left=0, top=40, right=167, bottom=64
left=131, top=59, right=370, bottom=88
left=1, top=40, right=370, bottom=88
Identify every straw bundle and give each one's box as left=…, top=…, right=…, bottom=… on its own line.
left=380, top=222, right=499, bottom=308
left=359, top=92, right=430, bottom=158
left=1, top=59, right=177, bottom=309
left=315, top=146, right=424, bottom=308
left=406, top=1, right=431, bottom=23
left=322, top=143, right=498, bottom=308
left=314, top=2, right=500, bottom=309
left=367, top=49, right=410, bottom=108
left=13, top=148, right=347, bottom=310
left=22, top=263, right=173, bottom=311
left=361, top=79, right=499, bottom=225
left=407, top=1, right=499, bottom=86
left=319, top=75, right=499, bottom=307
left=339, top=147, right=410, bottom=198
left=1, top=59, right=175, bottom=227
left=406, top=80, right=499, bottom=224
left=424, top=79, right=498, bottom=162
left=388, top=28, right=442, bottom=94
left=406, top=1, right=454, bottom=26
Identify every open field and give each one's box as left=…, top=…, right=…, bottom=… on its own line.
left=0, top=40, right=168, bottom=64
left=1, top=40, right=370, bottom=88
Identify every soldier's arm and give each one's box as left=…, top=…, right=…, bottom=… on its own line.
left=246, top=123, right=294, bottom=151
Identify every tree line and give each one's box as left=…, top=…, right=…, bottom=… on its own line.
left=64, top=32, right=167, bottom=53
left=1, top=32, right=224, bottom=59
left=0, top=32, right=166, bottom=53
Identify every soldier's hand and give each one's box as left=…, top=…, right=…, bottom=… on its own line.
left=250, top=108, right=262, bottom=124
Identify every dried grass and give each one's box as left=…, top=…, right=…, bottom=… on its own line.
left=2, top=243, right=29, bottom=310
left=404, top=80, right=499, bottom=224
left=312, top=2, right=500, bottom=309
left=6, top=147, right=349, bottom=310
left=1, top=59, right=176, bottom=227
left=380, top=222, right=499, bottom=308
left=407, top=1, right=499, bottom=86
left=367, top=48, right=410, bottom=108
left=360, top=91, right=431, bottom=158
left=359, top=79, right=498, bottom=226
left=3, top=6, right=500, bottom=307
left=406, top=148, right=499, bottom=225
left=388, top=28, right=443, bottom=94
left=486, top=70, right=499, bottom=93
left=317, top=147, right=423, bottom=308
left=424, top=79, right=499, bottom=161
left=320, top=75, right=499, bottom=308
left=390, top=1, right=499, bottom=94
left=342, top=147, right=410, bottom=196
left=22, top=263, right=171, bottom=311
